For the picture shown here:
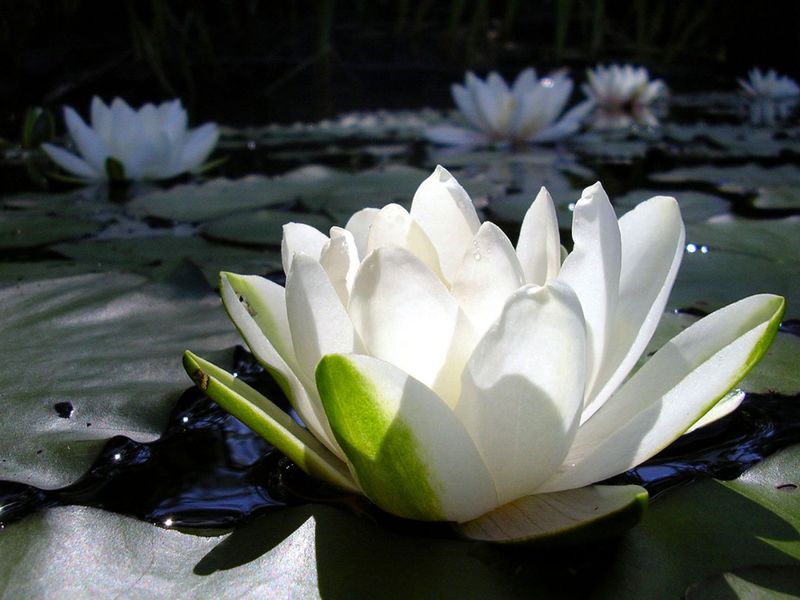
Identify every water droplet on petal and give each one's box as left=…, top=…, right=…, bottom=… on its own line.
left=473, top=252, right=481, bottom=261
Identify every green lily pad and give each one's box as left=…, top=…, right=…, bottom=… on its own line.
left=202, top=210, right=334, bottom=247
left=651, top=163, right=800, bottom=194
left=127, top=175, right=299, bottom=222
left=0, top=211, right=101, bottom=249
left=593, top=445, right=800, bottom=598
left=614, top=189, right=730, bottom=222
left=0, top=273, right=237, bottom=488
left=0, top=504, right=564, bottom=598
left=0, top=260, right=99, bottom=285
left=753, top=185, right=800, bottom=210
left=684, top=565, right=800, bottom=599
left=127, top=165, right=436, bottom=224
left=51, top=236, right=278, bottom=286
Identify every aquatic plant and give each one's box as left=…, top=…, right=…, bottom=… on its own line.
left=738, top=68, right=800, bottom=126
left=425, top=69, right=592, bottom=147
left=42, top=97, right=218, bottom=182
left=183, top=166, right=783, bottom=540
left=582, top=64, right=666, bottom=129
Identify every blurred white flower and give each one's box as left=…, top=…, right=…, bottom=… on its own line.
left=42, top=97, right=218, bottom=181
left=426, top=69, right=592, bottom=147
left=738, top=68, right=800, bottom=126
left=583, top=64, right=667, bottom=129
left=184, top=166, right=783, bottom=538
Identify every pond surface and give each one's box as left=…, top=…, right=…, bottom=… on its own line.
left=0, top=92, right=798, bottom=598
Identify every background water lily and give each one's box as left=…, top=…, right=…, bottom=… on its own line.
left=738, top=68, right=800, bottom=126
left=583, top=64, right=666, bottom=129
left=183, top=166, right=783, bottom=539
left=425, top=69, right=592, bottom=147
left=42, top=97, right=219, bottom=182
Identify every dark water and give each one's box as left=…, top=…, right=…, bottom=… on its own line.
left=1, top=343, right=798, bottom=531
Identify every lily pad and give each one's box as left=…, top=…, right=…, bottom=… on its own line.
left=0, top=504, right=560, bottom=598
left=0, top=211, right=101, bottom=249
left=202, top=210, right=334, bottom=247
left=651, top=163, right=800, bottom=194
left=52, top=236, right=278, bottom=286
left=593, top=445, right=800, bottom=598
left=614, top=189, right=730, bottom=222
left=753, top=185, right=800, bottom=210
left=0, top=273, right=237, bottom=488
left=684, top=565, right=800, bottom=599
left=685, top=216, right=800, bottom=264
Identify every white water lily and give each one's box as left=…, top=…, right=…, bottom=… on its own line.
left=425, top=69, right=593, bottom=147
left=184, top=166, right=783, bottom=539
left=738, top=68, right=800, bottom=126
left=42, top=97, right=218, bottom=181
left=583, top=64, right=666, bottom=129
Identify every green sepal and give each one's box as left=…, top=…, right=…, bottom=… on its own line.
left=182, top=350, right=358, bottom=493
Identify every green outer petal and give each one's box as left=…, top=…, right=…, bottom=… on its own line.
left=316, top=353, right=498, bottom=522
left=182, top=351, right=358, bottom=493
left=455, top=485, right=648, bottom=544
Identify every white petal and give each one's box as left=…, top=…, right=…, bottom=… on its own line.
left=366, top=203, right=444, bottom=281
left=41, top=143, right=99, bottom=179
left=558, top=182, right=621, bottom=409
left=344, top=208, right=379, bottom=260
left=219, top=272, right=342, bottom=456
left=286, top=253, right=362, bottom=383
left=410, top=166, right=481, bottom=282
left=451, top=222, right=525, bottom=336
left=89, top=97, right=112, bottom=143
left=469, top=72, right=504, bottom=133
left=423, top=125, right=490, bottom=147
left=63, top=106, right=109, bottom=173
left=542, top=294, right=785, bottom=492
left=317, top=353, right=498, bottom=522
left=511, top=68, right=537, bottom=96
left=452, top=80, right=489, bottom=131
left=180, top=122, right=218, bottom=171
left=319, top=227, right=360, bottom=305
left=455, top=282, right=586, bottom=504
left=582, top=196, right=684, bottom=421
left=686, top=389, right=745, bottom=433
left=348, top=246, right=477, bottom=407
left=281, top=223, right=329, bottom=276
left=529, top=99, right=593, bottom=143
left=516, top=187, right=562, bottom=285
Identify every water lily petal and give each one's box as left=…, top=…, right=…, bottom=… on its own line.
left=582, top=196, right=684, bottom=421
left=63, top=106, right=109, bottom=173
left=89, top=97, right=112, bottom=143
left=319, top=226, right=360, bottom=305
left=316, top=353, right=498, bottom=522
left=366, top=204, right=445, bottom=281
left=558, top=182, right=621, bottom=409
left=180, top=123, right=218, bottom=171
left=456, top=282, right=586, bottom=504
left=183, top=351, right=357, bottom=492
left=424, top=125, right=490, bottom=147
left=456, top=484, right=648, bottom=543
left=451, top=222, right=525, bottom=336
left=452, top=80, right=489, bottom=131
left=281, top=222, right=329, bottom=276
left=530, top=99, right=594, bottom=143
left=542, top=294, right=785, bottom=492
left=686, top=389, right=745, bottom=433
left=410, top=165, right=481, bottom=282
left=348, top=246, right=477, bottom=407
left=344, top=208, right=379, bottom=260
left=511, top=67, right=537, bottom=96
left=41, top=143, right=98, bottom=179
left=516, top=187, right=562, bottom=285
left=219, top=272, right=342, bottom=457
left=286, top=253, right=362, bottom=383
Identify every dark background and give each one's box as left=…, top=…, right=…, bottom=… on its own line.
left=2, top=0, right=799, bottom=133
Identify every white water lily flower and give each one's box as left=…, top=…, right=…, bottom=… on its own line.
left=42, top=97, right=218, bottom=181
left=425, top=69, right=593, bottom=147
left=583, top=64, right=666, bottom=129
left=184, top=166, right=783, bottom=540
left=738, top=68, right=800, bottom=126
